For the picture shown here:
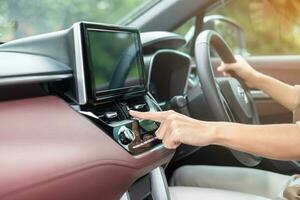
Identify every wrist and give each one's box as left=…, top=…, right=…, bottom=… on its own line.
left=210, top=122, right=229, bottom=145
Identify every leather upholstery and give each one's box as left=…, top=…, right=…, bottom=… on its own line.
left=169, top=187, right=270, bottom=200
left=0, top=96, right=174, bottom=200
left=170, top=165, right=291, bottom=199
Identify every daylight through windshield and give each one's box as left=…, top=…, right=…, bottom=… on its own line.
left=0, top=0, right=158, bottom=42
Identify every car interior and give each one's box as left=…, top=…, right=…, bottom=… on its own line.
left=1, top=0, right=300, bottom=199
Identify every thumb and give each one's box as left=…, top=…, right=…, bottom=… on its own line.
left=220, top=63, right=237, bottom=72
left=217, top=65, right=225, bottom=72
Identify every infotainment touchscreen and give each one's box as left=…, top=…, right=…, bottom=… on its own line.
left=84, top=25, right=145, bottom=101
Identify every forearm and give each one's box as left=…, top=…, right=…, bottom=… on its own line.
left=214, top=122, right=300, bottom=160
left=252, top=72, right=298, bottom=110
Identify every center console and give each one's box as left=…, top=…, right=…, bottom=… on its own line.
left=77, top=22, right=162, bottom=155
left=121, top=167, right=170, bottom=200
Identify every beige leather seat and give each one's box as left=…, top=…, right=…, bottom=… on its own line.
left=169, top=165, right=292, bottom=199
left=169, top=187, right=270, bottom=200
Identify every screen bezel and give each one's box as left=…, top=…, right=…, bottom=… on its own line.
left=81, top=23, right=147, bottom=104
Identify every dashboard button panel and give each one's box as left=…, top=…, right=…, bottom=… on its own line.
left=80, top=94, right=161, bottom=155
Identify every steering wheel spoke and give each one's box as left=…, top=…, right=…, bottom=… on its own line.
left=218, top=87, right=236, bottom=122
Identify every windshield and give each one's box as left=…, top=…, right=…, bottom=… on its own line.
left=0, top=0, right=158, bottom=42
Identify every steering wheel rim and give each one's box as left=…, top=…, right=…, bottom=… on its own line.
left=194, top=30, right=262, bottom=167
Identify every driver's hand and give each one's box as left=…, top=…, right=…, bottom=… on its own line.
left=129, top=110, right=217, bottom=149
left=217, top=55, right=261, bottom=88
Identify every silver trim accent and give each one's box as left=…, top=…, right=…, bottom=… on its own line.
left=88, top=28, right=133, bottom=34
left=103, top=111, right=118, bottom=119
left=250, top=90, right=270, bottom=100
left=120, top=192, right=131, bottom=200
left=78, top=111, right=98, bottom=119
left=132, top=136, right=157, bottom=149
left=73, top=22, right=87, bottom=105
left=292, top=161, right=300, bottom=168
left=133, top=144, right=170, bottom=159
left=80, top=21, right=138, bottom=32
left=0, top=74, right=72, bottom=86
left=133, top=103, right=145, bottom=110
left=150, top=167, right=171, bottom=200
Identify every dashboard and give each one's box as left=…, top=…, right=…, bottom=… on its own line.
left=0, top=22, right=190, bottom=200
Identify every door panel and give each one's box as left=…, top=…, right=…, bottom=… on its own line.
left=254, top=99, right=291, bottom=124
left=212, top=56, right=300, bottom=124
left=247, top=56, right=300, bottom=85
left=247, top=56, right=300, bottom=123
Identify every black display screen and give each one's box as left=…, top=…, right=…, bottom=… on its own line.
left=86, top=28, right=144, bottom=97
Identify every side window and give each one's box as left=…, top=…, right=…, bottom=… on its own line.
left=174, top=17, right=195, bottom=37
left=173, top=17, right=195, bottom=53
left=206, top=1, right=300, bottom=55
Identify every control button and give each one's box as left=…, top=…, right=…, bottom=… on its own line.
left=103, top=111, right=118, bottom=119
left=118, top=127, right=135, bottom=145
left=133, top=104, right=146, bottom=110
left=119, top=103, right=130, bottom=119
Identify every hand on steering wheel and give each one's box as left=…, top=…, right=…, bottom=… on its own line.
left=194, top=30, right=262, bottom=167
left=217, top=55, right=262, bottom=89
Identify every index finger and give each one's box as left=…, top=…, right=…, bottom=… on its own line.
left=129, top=110, right=166, bottom=122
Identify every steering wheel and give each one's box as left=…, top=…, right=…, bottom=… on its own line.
left=194, top=30, right=262, bottom=167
